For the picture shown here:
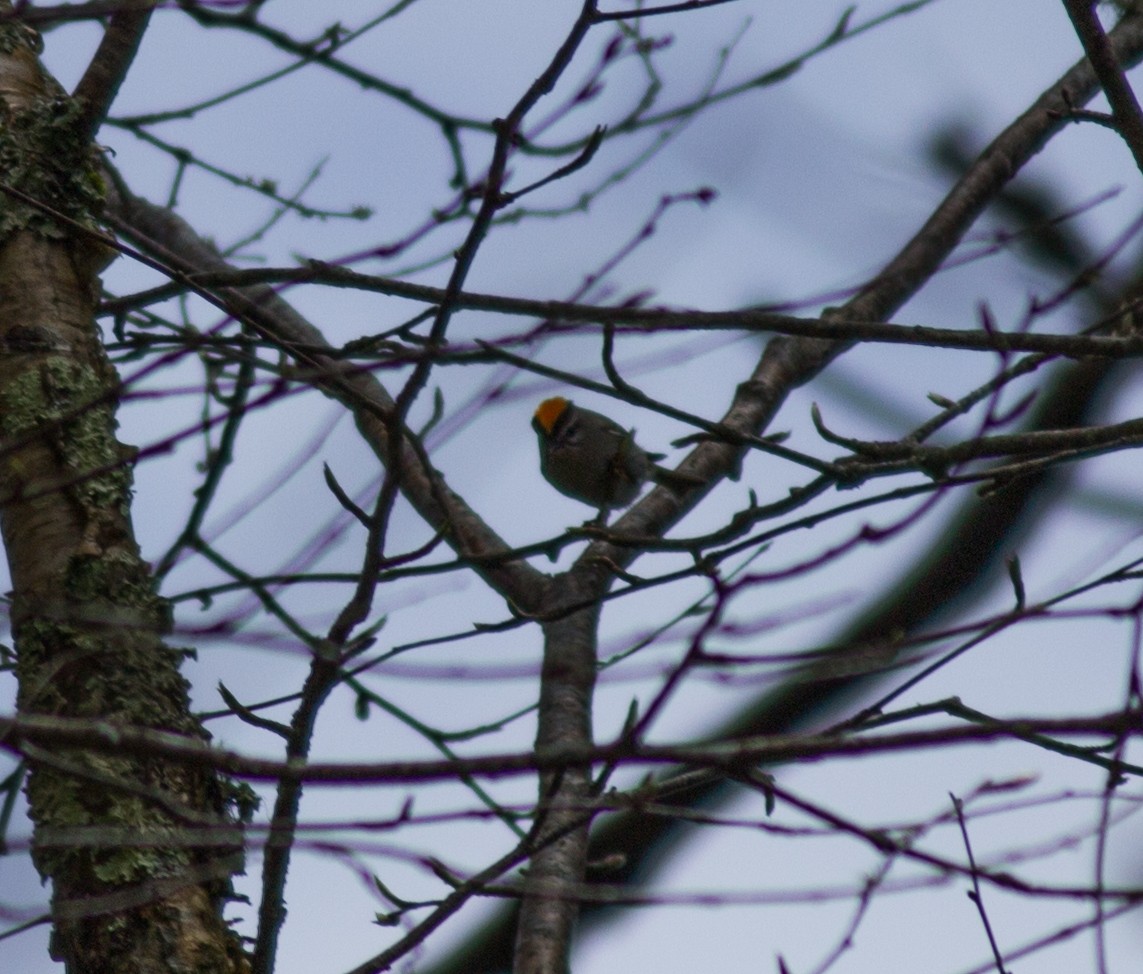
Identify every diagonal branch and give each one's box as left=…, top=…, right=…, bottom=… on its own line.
left=582, top=9, right=1143, bottom=567
left=72, top=0, right=157, bottom=141
left=101, top=169, right=548, bottom=610
left=1062, top=0, right=1143, bottom=174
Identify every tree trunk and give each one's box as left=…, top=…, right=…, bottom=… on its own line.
left=0, top=19, right=248, bottom=974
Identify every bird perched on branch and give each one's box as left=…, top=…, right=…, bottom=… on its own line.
left=531, top=396, right=700, bottom=522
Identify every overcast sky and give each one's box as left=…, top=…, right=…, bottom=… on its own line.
left=4, top=3, right=1143, bottom=973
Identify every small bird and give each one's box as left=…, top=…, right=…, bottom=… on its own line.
left=531, top=396, right=698, bottom=521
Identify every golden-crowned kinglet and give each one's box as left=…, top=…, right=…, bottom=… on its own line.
left=531, top=397, right=698, bottom=517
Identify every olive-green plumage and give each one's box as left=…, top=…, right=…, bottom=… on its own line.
left=532, top=397, right=697, bottom=515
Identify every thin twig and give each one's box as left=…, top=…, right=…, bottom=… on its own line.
left=952, top=793, right=1012, bottom=974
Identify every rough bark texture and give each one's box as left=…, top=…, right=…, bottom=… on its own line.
left=512, top=597, right=600, bottom=974
left=0, top=18, right=249, bottom=974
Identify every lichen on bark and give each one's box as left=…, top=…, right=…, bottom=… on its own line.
left=0, top=10, right=250, bottom=972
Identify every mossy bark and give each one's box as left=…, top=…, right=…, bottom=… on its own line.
left=0, top=16, right=249, bottom=974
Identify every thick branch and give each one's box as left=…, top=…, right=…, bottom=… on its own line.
left=71, top=0, right=156, bottom=140
left=101, top=173, right=548, bottom=612
left=513, top=596, right=601, bottom=974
